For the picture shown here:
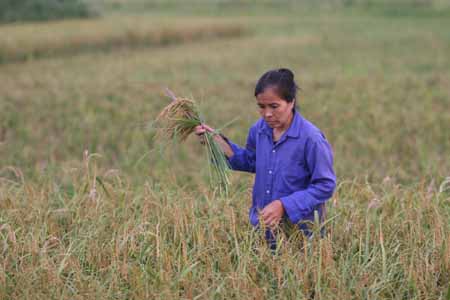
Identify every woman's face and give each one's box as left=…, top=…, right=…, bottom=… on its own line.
left=256, top=87, right=294, bottom=130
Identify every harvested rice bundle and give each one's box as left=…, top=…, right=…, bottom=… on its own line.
left=154, top=91, right=231, bottom=195
left=155, top=98, right=201, bottom=142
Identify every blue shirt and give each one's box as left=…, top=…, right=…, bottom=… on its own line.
left=225, top=111, right=336, bottom=228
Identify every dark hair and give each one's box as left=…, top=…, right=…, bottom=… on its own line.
left=254, top=68, right=300, bottom=104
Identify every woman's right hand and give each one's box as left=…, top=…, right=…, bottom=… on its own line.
left=194, top=124, right=215, bottom=144
left=194, top=124, right=234, bottom=157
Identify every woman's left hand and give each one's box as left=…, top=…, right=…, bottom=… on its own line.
left=261, top=200, right=285, bottom=228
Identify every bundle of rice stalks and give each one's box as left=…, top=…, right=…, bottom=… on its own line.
left=155, top=98, right=201, bottom=142
left=154, top=92, right=231, bottom=195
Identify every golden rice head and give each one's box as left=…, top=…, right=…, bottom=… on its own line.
left=155, top=98, right=200, bottom=141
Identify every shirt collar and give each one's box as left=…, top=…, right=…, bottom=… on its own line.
left=258, top=110, right=303, bottom=139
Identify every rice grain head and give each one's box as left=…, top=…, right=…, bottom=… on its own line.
left=155, top=98, right=201, bottom=141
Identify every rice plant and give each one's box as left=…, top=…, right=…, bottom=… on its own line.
left=439, top=176, right=450, bottom=193
left=154, top=94, right=231, bottom=195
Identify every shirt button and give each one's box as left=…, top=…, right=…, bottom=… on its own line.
left=266, top=190, right=270, bottom=194
left=272, top=150, right=276, bottom=153
left=268, top=170, right=272, bottom=174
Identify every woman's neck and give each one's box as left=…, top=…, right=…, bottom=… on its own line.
left=274, top=112, right=294, bottom=134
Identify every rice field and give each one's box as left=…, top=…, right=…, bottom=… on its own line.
left=0, top=2, right=449, bottom=299
left=0, top=16, right=246, bottom=63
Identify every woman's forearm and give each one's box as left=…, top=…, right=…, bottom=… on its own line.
left=212, top=134, right=234, bottom=158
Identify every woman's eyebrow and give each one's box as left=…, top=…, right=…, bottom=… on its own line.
left=257, top=102, right=278, bottom=106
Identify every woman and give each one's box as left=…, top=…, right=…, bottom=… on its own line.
left=195, top=68, right=336, bottom=245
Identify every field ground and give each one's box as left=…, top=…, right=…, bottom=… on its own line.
left=0, top=2, right=449, bottom=299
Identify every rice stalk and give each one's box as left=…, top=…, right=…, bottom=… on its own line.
left=439, top=176, right=450, bottom=193
left=153, top=96, right=231, bottom=195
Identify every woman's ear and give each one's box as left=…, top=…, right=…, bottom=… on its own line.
left=290, top=99, right=295, bottom=110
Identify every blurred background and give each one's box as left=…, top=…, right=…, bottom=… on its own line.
left=1, top=0, right=449, bottom=184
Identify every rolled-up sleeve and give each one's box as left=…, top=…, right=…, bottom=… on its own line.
left=223, top=127, right=256, bottom=173
left=280, top=136, right=336, bottom=224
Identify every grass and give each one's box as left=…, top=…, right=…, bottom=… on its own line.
left=0, top=1, right=450, bottom=299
